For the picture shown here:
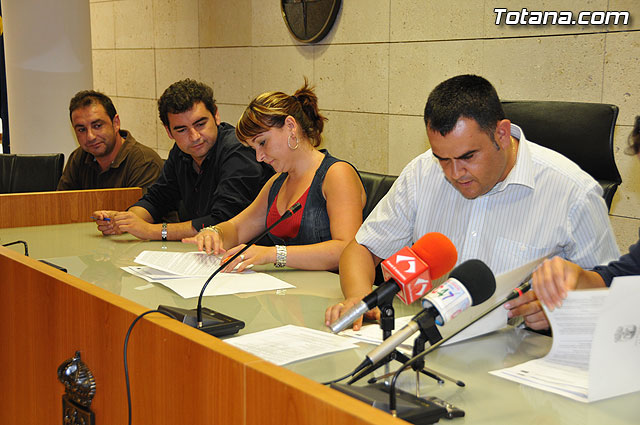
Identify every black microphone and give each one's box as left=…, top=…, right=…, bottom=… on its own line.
left=351, top=259, right=496, bottom=378
left=385, top=274, right=534, bottom=413
left=158, top=202, right=302, bottom=336
left=407, top=274, right=532, bottom=361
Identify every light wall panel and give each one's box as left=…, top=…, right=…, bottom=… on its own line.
left=90, top=0, right=640, bottom=253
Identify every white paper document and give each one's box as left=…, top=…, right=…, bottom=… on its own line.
left=133, top=250, right=222, bottom=276
left=340, top=316, right=416, bottom=348
left=123, top=250, right=296, bottom=298
left=225, top=325, right=358, bottom=365
left=123, top=265, right=184, bottom=281
left=122, top=265, right=295, bottom=298
left=437, top=257, right=545, bottom=345
left=490, top=276, right=640, bottom=402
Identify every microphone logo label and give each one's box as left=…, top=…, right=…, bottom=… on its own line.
left=381, top=247, right=433, bottom=305
left=394, top=255, right=417, bottom=273
left=381, top=247, right=428, bottom=283
left=412, top=278, right=431, bottom=297
left=424, top=278, right=472, bottom=324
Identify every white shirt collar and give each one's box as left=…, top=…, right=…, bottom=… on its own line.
left=488, top=124, right=535, bottom=194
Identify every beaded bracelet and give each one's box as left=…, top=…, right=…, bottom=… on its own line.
left=275, top=245, right=287, bottom=268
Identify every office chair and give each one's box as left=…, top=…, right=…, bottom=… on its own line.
left=0, top=153, right=65, bottom=193
left=502, top=101, right=622, bottom=211
left=0, top=154, right=14, bottom=193
left=359, top=170, right=398, bottom=283
left=360, top=170, right=398, bottom=220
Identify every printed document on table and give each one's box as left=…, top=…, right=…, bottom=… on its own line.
left=133, top=250, right=222, bottom=276
left=124, top=250, right=295, bottom=298
left=588, top=276, right=640, bottom=401
left=226, top=325, right=358, bottom=365
left=490, top=276, right=640, bottom=402
left=122, top=266, right=295, bottom=298
left=122, top=265, right=184, bottom=281
left=490, top=289, right=606, bottom=402
left=340, top=316, right=417, bottom=350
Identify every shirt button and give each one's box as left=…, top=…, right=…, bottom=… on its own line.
left=471, top=231, right=477, bottom=237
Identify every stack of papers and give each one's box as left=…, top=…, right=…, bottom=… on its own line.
left=490, top=276, right=640, bottom=402
left=226, top=325, right=358, bottom=365
left=122, top=250, right=295, bottom=298
left=133, top=250, right=223, bottom=276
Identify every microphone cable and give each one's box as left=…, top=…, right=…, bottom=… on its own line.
left=195, top=202, right=301, bottom=327
left=123, top=309, right=177, bottom=425
left=321, top=368, right=359, bottom=386
left=3, top=240, right=66, bottom=271
left=2, top=240, right=29, bottom=256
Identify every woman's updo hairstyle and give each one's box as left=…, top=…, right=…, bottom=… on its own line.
left=627, top=115, right=640, bottom=156
left=236, top=78, right=327, bottom=147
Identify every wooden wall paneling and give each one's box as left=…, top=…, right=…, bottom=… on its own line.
left=0, top=188, right=142, bottom=228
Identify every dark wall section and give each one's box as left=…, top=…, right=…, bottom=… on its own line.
left=0, top=2, right=9, bottom=153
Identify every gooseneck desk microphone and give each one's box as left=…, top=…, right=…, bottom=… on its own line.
left=158, top=202, right=302, bottom=337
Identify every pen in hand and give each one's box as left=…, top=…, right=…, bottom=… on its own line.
left=91, top=216, right=111, bottom=222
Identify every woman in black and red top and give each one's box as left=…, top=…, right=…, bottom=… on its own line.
left=183, top=80, right=366, bottom=272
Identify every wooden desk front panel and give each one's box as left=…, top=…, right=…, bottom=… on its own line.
left=0, top=188, right=142, bottom=228
left=245, top=361, right=407, bottom=425
left=0, top=247, right=249, bottom=425
left=0, top=248, right=397, bottom=425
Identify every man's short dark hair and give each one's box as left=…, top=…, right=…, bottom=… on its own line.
left=158, top=79, right=217, bottom=128
left=424, top=75, right=505, bottom=137
left=69, top=90, right=117, bottom=122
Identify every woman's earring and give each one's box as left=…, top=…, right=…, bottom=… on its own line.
left=287, top=134, right=299, bottom=150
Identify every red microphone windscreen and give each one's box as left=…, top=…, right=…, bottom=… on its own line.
left=411, top=232, right=457, bottom=280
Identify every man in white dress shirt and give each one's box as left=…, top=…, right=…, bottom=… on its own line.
left=325, top=74, right=619, bottom=331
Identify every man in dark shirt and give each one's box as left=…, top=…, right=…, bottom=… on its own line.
left=58, top=90, right=163, bottom=190
left=93, top=79, right=272, bottom=240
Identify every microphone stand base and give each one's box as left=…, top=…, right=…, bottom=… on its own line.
left=158, top=305, right=245, bottom=337
left=330, top=382, right=449, bottom=424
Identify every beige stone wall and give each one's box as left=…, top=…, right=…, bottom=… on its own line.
left=90, top=0, right=640, bottom=253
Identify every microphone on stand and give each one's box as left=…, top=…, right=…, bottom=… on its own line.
left=358, top=259, right=496, bottom=372
left=385, top=274, right=535, bottom=414
left=329, top=273, right=534, bottom=423
left=389, top=274, right=533, bottom=377
left=158, top=203, right=302, bottom=336
left=347, top=259, right=496, bottom=382
left=329, top=232, right=457, bottom=333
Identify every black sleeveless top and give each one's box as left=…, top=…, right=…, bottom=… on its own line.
left=266, top=150, right=360, bottom=246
